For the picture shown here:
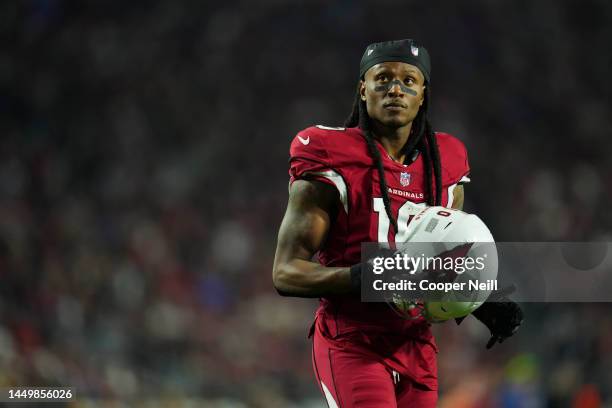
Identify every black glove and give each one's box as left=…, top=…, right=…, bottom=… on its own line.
left=350, top=247, right=398, bottom=294
left=472, top=296, right=523, bottom=349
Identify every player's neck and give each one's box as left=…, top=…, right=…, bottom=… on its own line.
left=371, top=121, right=413, bottom=162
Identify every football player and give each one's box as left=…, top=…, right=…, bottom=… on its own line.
left=273, top=39, right=522, bottom=407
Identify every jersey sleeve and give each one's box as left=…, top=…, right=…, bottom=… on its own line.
left=436, top=132, right=471, bottom=185
left=288, top=127, right=333, bottom=185
left=288, top=127, right=350, bottom=213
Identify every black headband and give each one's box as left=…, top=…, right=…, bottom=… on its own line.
left=359, top=39, right=431, bottom=83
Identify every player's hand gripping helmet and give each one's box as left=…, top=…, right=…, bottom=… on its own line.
left=391, top=205, right=498, bottom=322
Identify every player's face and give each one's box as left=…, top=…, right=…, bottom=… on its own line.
left=360, top=62, right=425, bottom=129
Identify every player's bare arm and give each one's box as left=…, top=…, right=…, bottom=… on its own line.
left=273, top=179, right=353, bottom=297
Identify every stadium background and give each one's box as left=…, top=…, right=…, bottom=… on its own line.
left=1, top=0, right=611, bottom=406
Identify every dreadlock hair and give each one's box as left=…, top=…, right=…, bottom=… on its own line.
left=344, top=81, right=442, bottom=234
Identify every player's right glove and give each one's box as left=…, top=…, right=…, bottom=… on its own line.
left=349, top=247, right=398, bottom=294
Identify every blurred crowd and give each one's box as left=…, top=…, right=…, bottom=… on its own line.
left=1, top=0, right=611, bottom=406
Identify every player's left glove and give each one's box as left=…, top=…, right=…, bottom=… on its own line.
left=472, top=296, right=523, bottom=349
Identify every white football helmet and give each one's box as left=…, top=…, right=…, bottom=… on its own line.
left=392, top=205, right=498, bottom=322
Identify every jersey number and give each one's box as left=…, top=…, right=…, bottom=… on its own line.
left=374, top=198, right=453, bottom=243
left=373, top=197, right=425, bottom=243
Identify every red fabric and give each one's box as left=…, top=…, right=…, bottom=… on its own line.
left=289, top=125, right=470, bottom=393
left=312, top=315, right=438, bottom=407
left=289, top=126, right=470, bottom=262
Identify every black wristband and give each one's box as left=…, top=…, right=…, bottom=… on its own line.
left=350, top=263, right=362, bottom=294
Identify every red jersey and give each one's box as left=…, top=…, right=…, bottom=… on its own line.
left=288, top=125, right=470, bottom=389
